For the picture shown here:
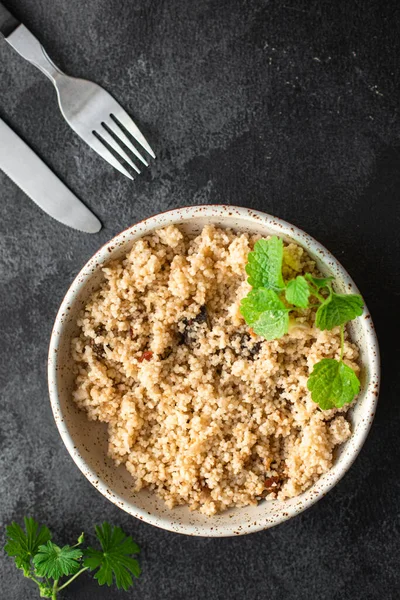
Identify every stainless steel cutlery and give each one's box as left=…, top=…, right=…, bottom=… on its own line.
left=0, top=118, right=102, bottom=233
left=0, top=2, right=155, bottom=179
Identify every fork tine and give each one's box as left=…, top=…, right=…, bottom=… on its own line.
left=112, top=110, right=156, bottom=159
left=104, top=118, right=149, bottom=166
left=97, top=127, right=141, bottom=175
left=88, top=134, right=134, bottom=180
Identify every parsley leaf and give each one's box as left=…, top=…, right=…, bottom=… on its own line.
left=84, top=523, right=141, bottom=591
left=245, top=237, right=285, bottom=291
left=305, top=274, right=334, bottom=290
left=316, top=292, right=363, bottom=330
left=307, top=358, right=360, bottom=409
left=33, top=541, right=83, bottom=579
left=285, top=275, right=310, bottom=308
left=240, top=288, right=290, bottom=340
left=5, top=517, right=51, bottom=575
left=4, top=520, right=141, bottom=598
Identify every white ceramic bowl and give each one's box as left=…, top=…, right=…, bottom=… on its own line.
left=48, top=206, right=380, bottom=537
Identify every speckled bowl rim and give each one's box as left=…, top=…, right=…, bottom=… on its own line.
left=48, top=205, right=380, bottom=537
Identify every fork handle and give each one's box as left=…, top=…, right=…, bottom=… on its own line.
left=0, top=3, right=63, bottom=86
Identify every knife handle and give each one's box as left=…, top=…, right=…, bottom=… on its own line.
left=0, top=2, right=19, bottom=37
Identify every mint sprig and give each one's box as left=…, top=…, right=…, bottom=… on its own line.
left=285, top=275, right=310, bottom=308
left=240, top=288, right=290, bottom=339
left=245, top=237, right=285, bottom=291
left=4, top=518, right=140, bottom=599
left=307, top=358, right=361, bottom=409
left=315, top=292, right=364, bottom=330
left=305, top=274, right=334, bottom=289
left=240, top=236, right=363, bottom=410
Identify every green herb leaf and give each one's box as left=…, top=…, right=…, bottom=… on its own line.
left=5, top=518, right=52, bottom=575
left=33, top=541, right=83, bottom=579
left=285, top=275, right=310, bottom=308
left=316, top=293, right=363, bottom=330
left=240, top=288, right=290, bottom=340
left=84, top=523, right=141, bottom=591
left=305, top=274, right=334, bottom=290
left=307, top=358, right=360, bottom=409
left=245, top=237, right=285, bottom=291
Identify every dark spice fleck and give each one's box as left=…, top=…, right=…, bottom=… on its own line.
left=94, top=324, right=106, bottom=336
left=231, top=333, right=263, bottom=360
left=194, top=305, right=208, bottom=325
left=176, top=331, right=185, bottom=345
left=249, top=341, right=263, bottom=357
left=179, top=305, right=210, bottom=345
left=91, top=340, right=106, bottom=359
left=161, top=347, right=173, bottom=360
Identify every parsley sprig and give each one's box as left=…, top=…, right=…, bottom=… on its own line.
left=4, top=518, right=140, bottom=599
left=240, top=237, right=363, bottom=410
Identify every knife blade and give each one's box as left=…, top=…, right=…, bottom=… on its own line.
left=0, top=118, right=102, bottom=233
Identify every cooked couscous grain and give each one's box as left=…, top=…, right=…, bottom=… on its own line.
left=72, top=225, right=359, bottom=515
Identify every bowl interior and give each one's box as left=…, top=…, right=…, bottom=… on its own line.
left=49, top=207, right=379, bottom=536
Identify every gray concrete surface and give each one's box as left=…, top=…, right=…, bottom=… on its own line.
left=0, top=0, right=399, bottom=598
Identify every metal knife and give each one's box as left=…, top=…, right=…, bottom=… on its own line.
left=0, top=118, right=102, bottom=233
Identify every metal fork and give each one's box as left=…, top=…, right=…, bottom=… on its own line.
left=0, top=3, right=155, bottom=179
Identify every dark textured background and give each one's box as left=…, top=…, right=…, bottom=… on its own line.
left=1, top=0, right=399, bottom=598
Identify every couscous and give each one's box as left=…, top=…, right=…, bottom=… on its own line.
left=72, top=225, right=359, bottom=515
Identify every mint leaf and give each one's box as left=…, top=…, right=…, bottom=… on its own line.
left=33, top=541, right=82, bottom=579
left=316, top=293, right=363, bottom=330
left=5, top=518, right=52, bottom=575
left=84, top=523, right=140, bottom=591
left=307, top=358, right=360, bottom=409
left=240, top=288, right=290, bottom=340
left=285, top=276, right=310, bottom=308
left=245, top=237, right=285, bottom=291
left=305, top=274, right=334, bottom=290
